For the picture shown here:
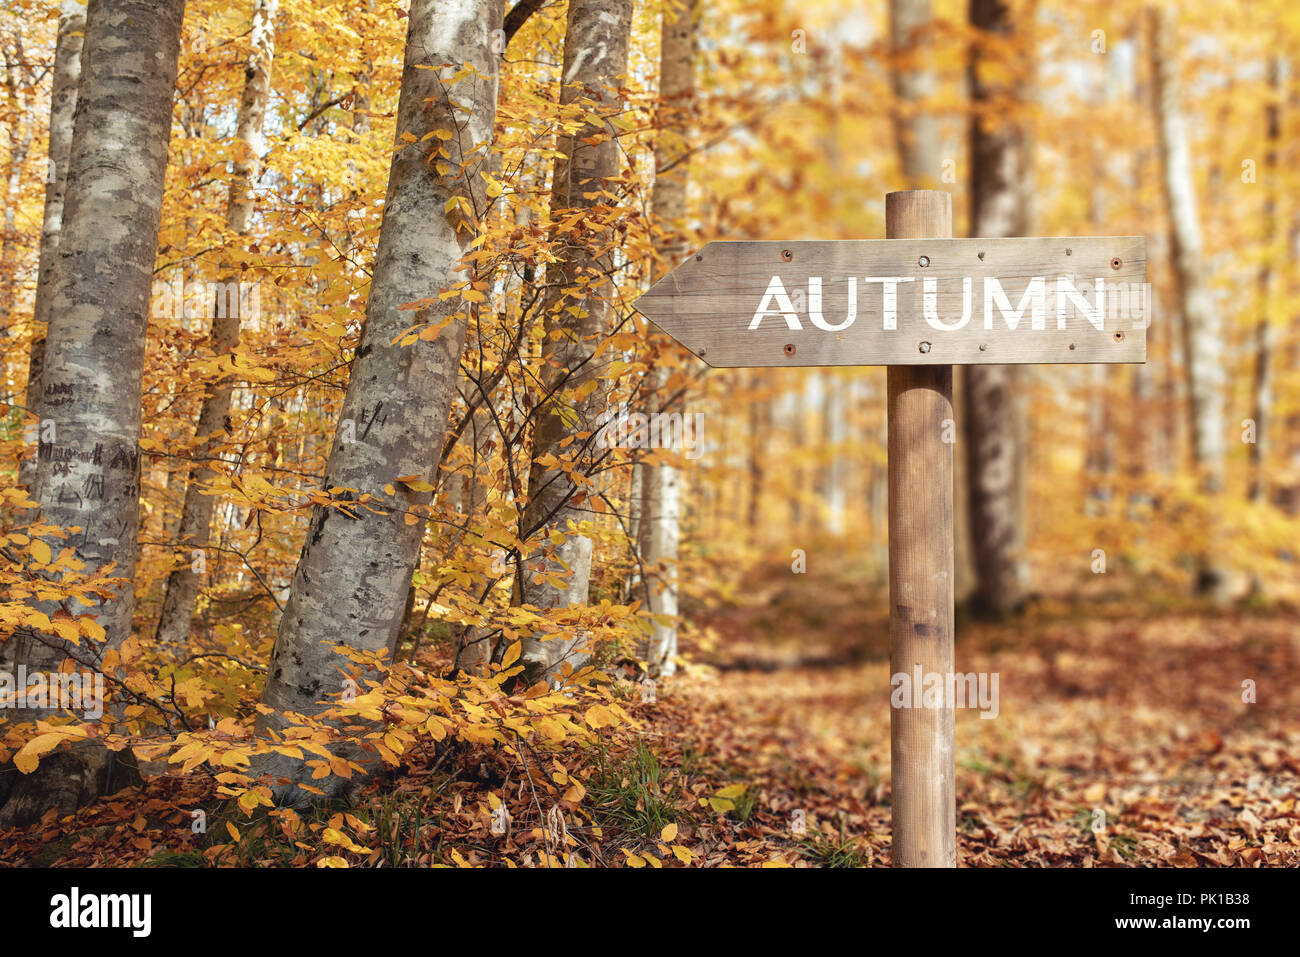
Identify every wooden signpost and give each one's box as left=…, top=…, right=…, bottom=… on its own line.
left=635, top=190, right=1147, bottom=867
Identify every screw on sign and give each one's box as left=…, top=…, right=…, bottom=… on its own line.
left=635, top=190, right=1148, bottom=867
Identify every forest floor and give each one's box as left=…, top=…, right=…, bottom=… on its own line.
left=3, top=558, right=1299, bottom=867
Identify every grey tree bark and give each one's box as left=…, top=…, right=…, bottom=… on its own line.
left=153, top=0, right=279, bottom=649
left=889, top=0, right=940, bottom=185
left=1148, top=5, right=1228, bottom=597
left=1248, top=58, right=1283, bottom=505
left=256, top=0, right=501, bottom=798
left=1083, top=36, right=1121, bottom=511
left=638, top=0, right=695, bottom=677
left=517, top=0, right=634, bottom=686
left=19, top=3, right=84, bottom=487
left=1, top=29, right=35, bottom=355
left=819, top=372, right=847, bottom=536
left=964, top=0, right=1031, bottom=617
left=0, top=0, right=187, bottom=828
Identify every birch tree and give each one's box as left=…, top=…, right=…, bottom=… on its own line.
left=1, top=28, right=35, bottom=357
left=1248, top=58, right=1283, bottom=505
left=1148, top=4, right=1227, bottom=596
left=154, top=0, right=278, bottom=648
left=0, top=0, right=187, bottom=828
left=639, top=0, right=696, bottom=677
left=964, top=0, right=1031, bottom=617
left=517, top=0, right=634, bottom=686
left=256, top=0, right=501, bottom=790
left=889, top=0, right=940, bottom=184
left=18, top=1, right=84, bottom=492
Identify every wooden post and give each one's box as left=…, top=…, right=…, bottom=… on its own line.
left=886, top=189, right=956, bottom=867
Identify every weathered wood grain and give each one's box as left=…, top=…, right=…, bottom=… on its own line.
left=885, top=190, right=957, bottom=868
left=636, top=236, right=1147, bottom=367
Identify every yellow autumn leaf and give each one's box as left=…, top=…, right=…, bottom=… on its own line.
left=563, top=780, right=586, bottom=803
left=661, top=822, right=678, bottom=843
left=584, top=703, right=615, bottom=729
left=13, top=731, right=81, bottom=774
left=535, top=716, right=565, bottom=741
left=501, top=640, right=521, bottom=667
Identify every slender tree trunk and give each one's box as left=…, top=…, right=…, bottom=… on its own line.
left=0, top=29, right=35, bottom=351
left=1125, top=27, right=1155, bottom=501
left=889, top=0, right=940, bottom=185
left=1281, top=212, right=1300, bottom=515
left=19, top=3, right=83, bottom=481
left=638, top=0, right=695, bottom=677
left=0, top=0, right=187, bottom=829
left=1248, top=58, right=1283, bottom=505
left=517, top=0, right=633, bottom=686
left=868, top=374, right=890, bottom=575
left=790, top=383, right=806, bottom=531
left=1148, top=5, right=1228, bottom=597
left=450, top=402, right=499, bottom=675
left=154, top=0, right=279, bottom=649
left=256, top=0, right=502, bottom=800
left=964, top=0, right=1031, bottom=617
left=746, top=376, right=767, bottom=544
left=820, top=371, right=846, bottom=535
left=1084, top=48, right=1118, bottom=512
left=1283, top=69, right=1300, bottom=516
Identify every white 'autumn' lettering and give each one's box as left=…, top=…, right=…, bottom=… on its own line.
left=747, top=276, right=1110, bottom=331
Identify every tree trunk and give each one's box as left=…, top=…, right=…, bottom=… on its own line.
left=0, top=0, right=187, bottom=829
left=1248, top=58, right=1283, bottom=505
left=889, top=0, right=940, bottom=185
left=256, top=0, right=501, bottom=799
left=0, top=29, right=35, bottom=348
left=1148, top=4, right=1228, bottom=597
left=517, top=0, right=633, bottom=686
left=154, top=0, right=279, bottom=649
left=963, top=0, right=1031, bottom=618
left=820, top=371, right=847, bottom=535
left=638, top=0, right=695, bottom=677
left=1083, top=45, right=1119, bottom=513
left=19, top=2, right=84, bottom=492
left=746, top=375, right=768, bottom=544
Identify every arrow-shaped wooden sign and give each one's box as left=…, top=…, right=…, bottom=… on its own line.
left=636, top=237, right=1147, bottom=367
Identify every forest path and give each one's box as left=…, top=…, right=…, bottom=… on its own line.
left=662, top=565, right=1300, bottom=865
